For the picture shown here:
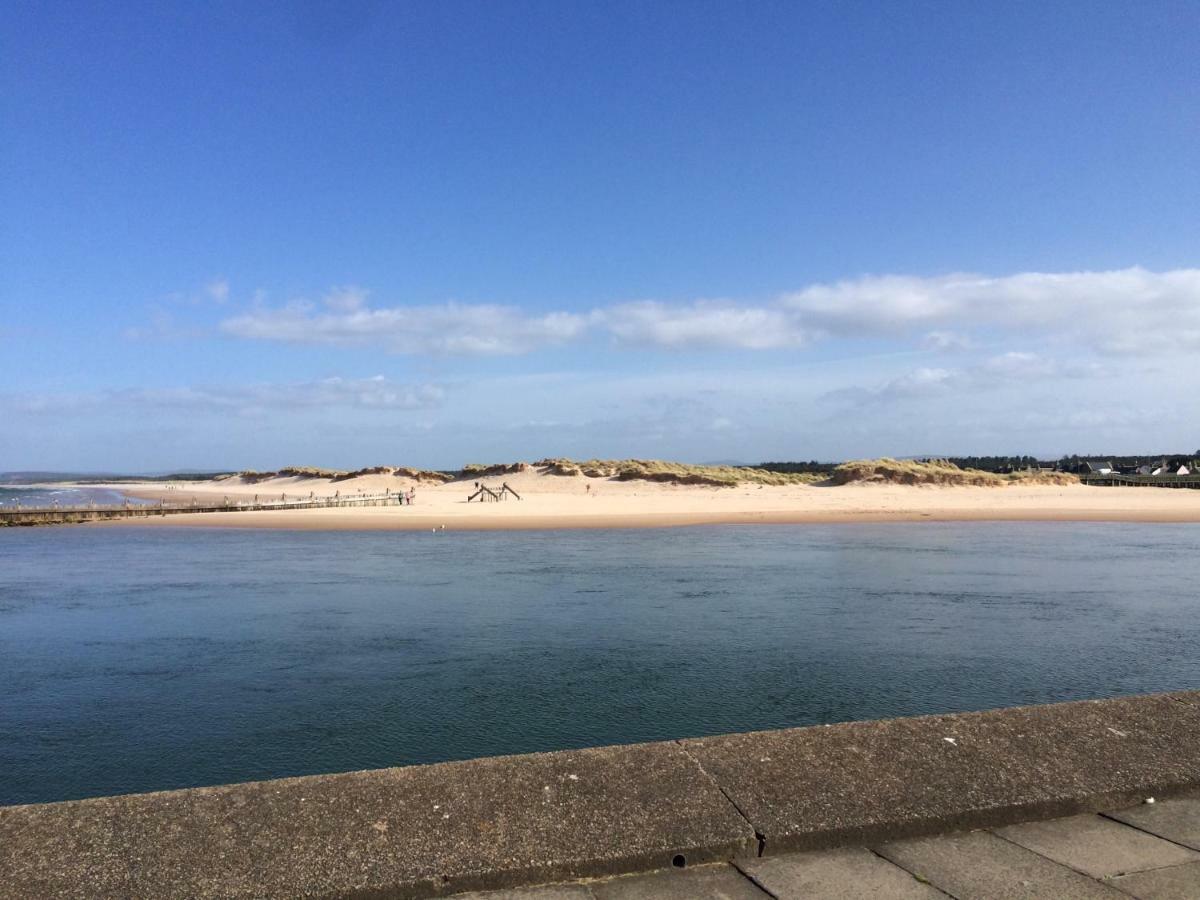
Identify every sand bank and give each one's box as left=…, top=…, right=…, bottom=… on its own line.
left=64, top=469, right=1200, bottom=530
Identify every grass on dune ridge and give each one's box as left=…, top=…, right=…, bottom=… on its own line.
left=223, top=466, right=453, bottom=483
left=533, top=457, right=1076, bottom=487
left=532, top=458, right=824, bottom=486
left=220, top=458, right=1078, bottom=488
left=831, top=458, right=1078, bottom=487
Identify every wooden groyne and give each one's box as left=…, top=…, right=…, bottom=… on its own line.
left=1081, top=474, right=1200, bottom=489
left=467, top=482, right=522, bottom=502
left=0, top=492, right=405, bottom=527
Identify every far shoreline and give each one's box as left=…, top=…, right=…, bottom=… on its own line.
left=19, top=463, right=1200, bottom=531
left=103, top=500, right=1200, bottom=531
left=100, top=511, right=1200, bottom=532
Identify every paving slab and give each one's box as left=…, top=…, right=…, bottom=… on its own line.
left=995, top=814, right=1200, bottom=878
left=589, top=864, right=765, bottom=899
left=682, top=691, right=1200, bottom=853
left=877, top=828, right=1126, bottom=898
left=1111, top=861, right=1200, bottom=900
left=1107, top=795, right=1200, bottom=851
left=739, top=846, right=944, bottom=898
left=0, top=741, right=755, bottom=899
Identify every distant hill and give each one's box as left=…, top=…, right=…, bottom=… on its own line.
left=0, top=470, right=230, bottom=484
left=0, top=471, right=120, bottom=484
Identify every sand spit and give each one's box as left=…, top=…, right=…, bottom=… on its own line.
left=48, top=458, right=1200, bottom=530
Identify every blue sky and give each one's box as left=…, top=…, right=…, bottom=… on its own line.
left=3, top=1, right=1198, bottom=471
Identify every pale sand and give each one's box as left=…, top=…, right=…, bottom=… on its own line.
left=63, top=469, right=1200, bottom=530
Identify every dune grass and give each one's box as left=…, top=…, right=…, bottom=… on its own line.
left=832, top=458, right=1078, bottom=487
left=461, top=462, right=534, bottom=477
left=530, top=458, right=824, bottom=487
left=390, top=467, right=455, bottom=483
left=228, top=465, right=452, bottom=483
left=224, top=457, right=1076, bottom=489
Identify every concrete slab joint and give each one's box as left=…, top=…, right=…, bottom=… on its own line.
left=673, top=739, right=768, bottom=859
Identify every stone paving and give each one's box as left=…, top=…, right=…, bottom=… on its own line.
left=460, top=794, right=1200, bottom=899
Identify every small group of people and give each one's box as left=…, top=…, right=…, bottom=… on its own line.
left=398, top=487, right=416, bottom=506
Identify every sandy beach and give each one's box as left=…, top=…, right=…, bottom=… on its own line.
left=56, top=468, right=1200, bottom=530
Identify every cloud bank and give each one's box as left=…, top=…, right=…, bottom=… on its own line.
left=216, top=268, right=1200, bottom=356
left=222, top=288, right=587, bottom=355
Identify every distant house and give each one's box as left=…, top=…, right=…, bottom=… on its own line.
left=1081, top=460, right=1114, bottom=475
left=1144, top=459, right=1192, bottom=476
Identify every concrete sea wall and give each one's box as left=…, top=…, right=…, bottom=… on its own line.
left=3, top=690, right=1200, bottom=898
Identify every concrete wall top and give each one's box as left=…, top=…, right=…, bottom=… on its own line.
left=4, top=690, right=1200, bottom=899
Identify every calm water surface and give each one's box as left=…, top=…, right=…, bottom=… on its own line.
left=0, top=486, right=150, bottom=508
left=2, top=523, right=1198, bottom=805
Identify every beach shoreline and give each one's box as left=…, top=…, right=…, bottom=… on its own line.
left=30, top=469, right=1200, bottom=530
left=98, top=507, right=1200, bottom=530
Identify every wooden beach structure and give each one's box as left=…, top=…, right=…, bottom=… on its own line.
left=1080, top=473, right=1200, bottom=489
left=467, top=482, right=522, bottom=502
left=0, top=491, right=404, bottom=527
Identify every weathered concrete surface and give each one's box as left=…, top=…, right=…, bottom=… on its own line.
left=739, top=846, right=942, bottom=899
left=1107, top=794, right=1200, bottom=851
left=6, top=691, right=1200, bottom=899
left=683, top=691, right=1200, bottom=853
left=466, top=887, right=594, bottom=899
left=0, top=742, right=754, bottom=899
left=995, top=814, right=1200, bottom=878
left=1112, top=862, right=1200, bottom=900
left=588, top=864, right=763, bottom=899
left=876, top=829, right=1127, bottom=898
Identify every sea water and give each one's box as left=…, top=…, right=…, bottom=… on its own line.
left=2, top=522, right=1198, bottom=805
left=0, top=486, right=153, bottom=508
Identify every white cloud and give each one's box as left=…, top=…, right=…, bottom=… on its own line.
left=979, top=351, right=1059, bottom=379
left=781, top=267, right=1200, bottom=354
left=3, top=376, right=445, bottom=417
left=322, top=285, right=367, bottom=313
left=821, top=343, right=1136, bottom=414
left=888, top=366, right=958, bottom=394
left=205, top=279, right=230, bottom=304
left=922, top=330, right=975, bottom=352
left=595, top=301, right=810, bottom=350
left=222, top=296, right=588, bottom=355
left=822, top=366, right=961, bottom=408
left=977, top=351, right=1122, bottom=381
left=214, top=268, right=1200, bottom=356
